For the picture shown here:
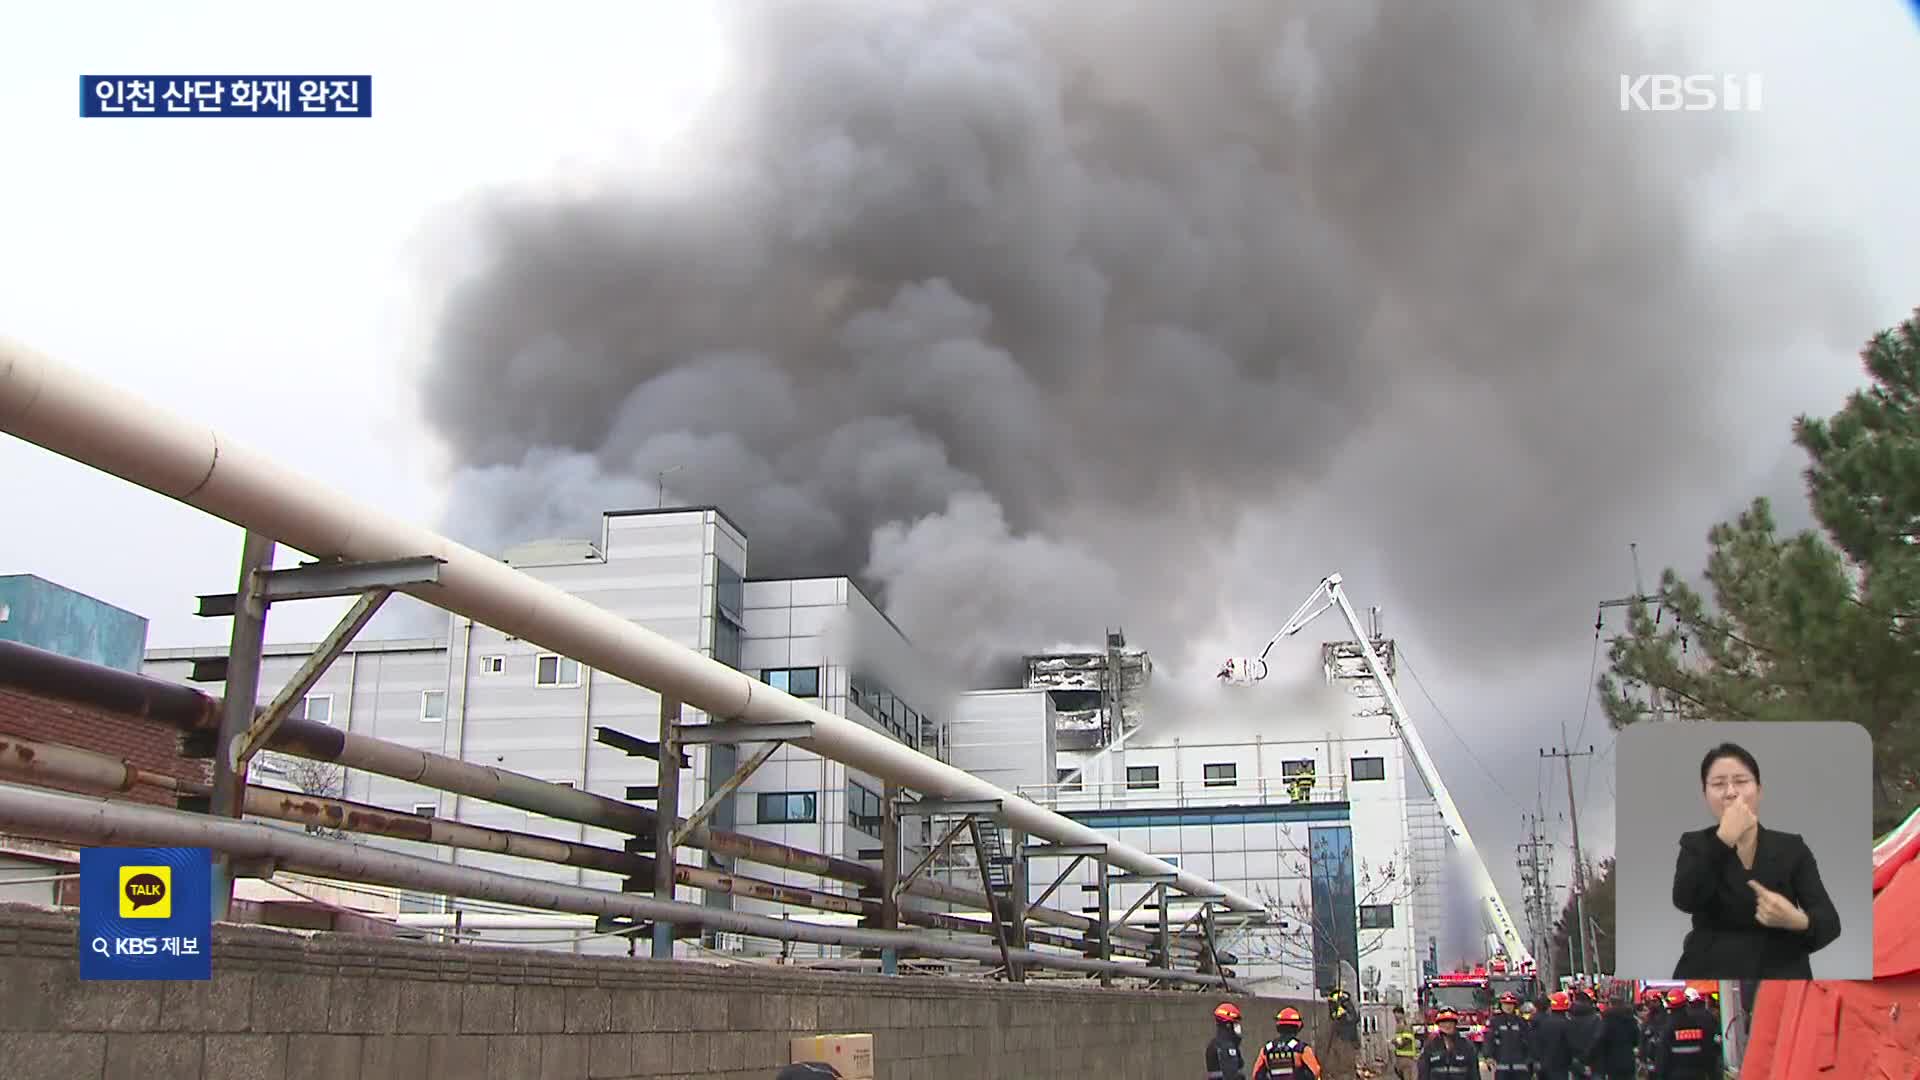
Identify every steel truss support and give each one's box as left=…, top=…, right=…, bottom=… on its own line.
left=896, top=797, right=1003, bottom=818
left=895, top=817, right=970, bottom=901
left=651, top=696, right=683, bottom=958
left=1027, top=854, right=1088, bottom=917
left=236, top=589, right=388, bottom=767
left=671, top=739, right=781, bottom=848
left=673, top=721, right=814, bottom=745
left=207, top=532, right=273, bottom=920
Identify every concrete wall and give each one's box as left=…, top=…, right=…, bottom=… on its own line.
left=0, top=904, right=1318, bottom=1080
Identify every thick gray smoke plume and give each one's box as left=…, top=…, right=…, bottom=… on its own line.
left=422, top=0, right=1870, bottom=682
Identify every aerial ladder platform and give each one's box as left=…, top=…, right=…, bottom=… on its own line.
left=1220, top=573, right=1534, bottom=972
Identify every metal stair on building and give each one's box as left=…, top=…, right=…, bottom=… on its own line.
left=965, top=817, right=1027, bottom=979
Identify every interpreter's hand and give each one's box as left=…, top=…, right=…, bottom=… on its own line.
left=1749, top=881, right=1809, bottom=931
left=1715, top=798, right=1758, bottom=847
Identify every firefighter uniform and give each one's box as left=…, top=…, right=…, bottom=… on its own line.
left=1485, top=997, right=1534, bottom=1076
left=1390, top=1022, right=1420, bottom=1080
left=1254, top=1036, right=1323, bottom=1078
left=1652, top=999, right=1722, bottom=1079
left=1207, top=1003, right=1249, bottom=1080
left=1417, top=1015, right=1480, bottom=1080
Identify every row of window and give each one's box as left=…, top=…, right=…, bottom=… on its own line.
left=753, top=782, right=888, bottom=834
left=848, top=676, right=924, bottom=749
left=762, top=667, right=820, bottom=697
left=296, top=663, right=832, bottom=727
left=1079, top=756, right=1390, bottom=792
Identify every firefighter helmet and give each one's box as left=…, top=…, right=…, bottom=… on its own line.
left=1434, top=1009, right=1458, bottom=1023
left=1214, top=1003, right=1242, bottom=1024
left=1666, top=988, right=1687, bottom=1006
left=1549, top=991, right=1571, bottom=1012
left=1275, top=1007, right=1303, bottom=1026
left=1499, top=992, right=1520, bottom=1005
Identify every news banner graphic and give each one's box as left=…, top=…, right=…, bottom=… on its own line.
left=80, top=76, right=371, bottom=118
left=77, top=847, right=212, bottom=980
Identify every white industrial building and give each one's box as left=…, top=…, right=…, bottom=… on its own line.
left=142, top=505, right=1440, bottom=1000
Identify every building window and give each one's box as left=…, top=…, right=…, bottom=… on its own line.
left=763, top=667, right=821, bottom=698
left=757, top=792, right=817, bottom=825
left=480, top=655, right=505, bottom=674
left=1126, top=765, right=1160, bottom=791
left=1055, top=767, right=1083, bottom=793
left=716, top=559, right=744, bottom=624
left=713, top=614, right=743, bottom=670
left=1203, top=763, right=1237, bottom=788
left=849, top=675, right=920, bottom=749
left=1359, top=903, right=1395, bottom=929
left=420, top=690, right=447, bottom=722
left=298, top=694, right=333, bottom=726
left=413, top=803, right=436, bottom=819
left=535, top=654, right=581, bottom=687
left=1282, top=759, right=1316, bottom=779
left=848, top=781, right=883, bottom=835
left=1351, top=756, right=1387, bottom=782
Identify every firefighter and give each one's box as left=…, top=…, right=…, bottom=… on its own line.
left=1289, top=763, right=1316, bottom=803
left=1417, top=1009, right=1479, bottom=1079
left=1637, top=990, right=1668, bottom=1076
left=1563, top=988, right=1605, bottom=1076
left=1207, top=1002, right=1250, bottom=1080
left=1253, top=1006, right=1324, bottom=1079
left=1650, top=989, right=1721, bottom=1079
left=1533, top=991, right=1573, bottom=1080
left=1321, top=988, right=1358, bottom=1078
left=1389, top=1007, right=1421, bottom=1080
left=1591, top=987, right=1640, bottom=1080
left=1485, top=992, right=1533, bottom=1077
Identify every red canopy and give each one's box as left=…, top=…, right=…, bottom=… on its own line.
left=1736, top=810, right=1920, bottom=1078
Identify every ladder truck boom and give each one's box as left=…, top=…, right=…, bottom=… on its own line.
left=1222, top=573, right=1534, bottom=970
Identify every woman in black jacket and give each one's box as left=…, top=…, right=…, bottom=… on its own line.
left=1671, top=742, right=1841, bottom=978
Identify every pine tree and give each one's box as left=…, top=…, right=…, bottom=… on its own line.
left=1599, top=309, right=1920, bottom=833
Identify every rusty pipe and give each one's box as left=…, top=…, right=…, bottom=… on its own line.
left=0, top=643, right=1191, bottom=952
left=0, top=784, right=1230, bottom=986
left=0, top=640, right=222, bottom=730
left=0, top=731, right=195, bottom=794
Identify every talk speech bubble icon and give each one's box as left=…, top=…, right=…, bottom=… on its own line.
left=123, top=872, right=167, bottom=911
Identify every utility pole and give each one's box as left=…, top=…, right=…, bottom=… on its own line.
left=1542, top=745, right=1597, bottom=978
left=1515, top=812, right=1556, bottom=986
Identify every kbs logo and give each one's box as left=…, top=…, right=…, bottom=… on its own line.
left=1619, top=74, right=1763, bottom=112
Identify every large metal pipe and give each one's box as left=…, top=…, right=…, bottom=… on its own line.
left=0, top=731, right=198, bottom=795
left=0, top=642, right=1194, bottom=954
left=0, top=782, right=1226, bottom=986
left=0, top=341, right=1259, bottom=914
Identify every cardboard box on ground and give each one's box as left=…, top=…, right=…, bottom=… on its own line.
left=790, top=1033, right=876, bottom=1079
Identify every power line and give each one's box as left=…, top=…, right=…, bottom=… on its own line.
left=1396, top=649, right=1530, bottom=813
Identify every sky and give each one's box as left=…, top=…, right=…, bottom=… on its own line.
left=4, top=0, right=1919, bottom=949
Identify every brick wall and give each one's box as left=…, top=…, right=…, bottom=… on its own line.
left=0, top=904, right=1322, bottom=1080
left=0, top=688, right=210, bottom=807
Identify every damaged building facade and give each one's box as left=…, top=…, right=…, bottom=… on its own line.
left=940, top=622, right=1430, bottom=1002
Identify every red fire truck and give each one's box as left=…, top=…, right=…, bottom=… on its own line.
left=1417, top=967, right=1494, bottom=1043
left=1419, top=955, right=1543, bottom=1043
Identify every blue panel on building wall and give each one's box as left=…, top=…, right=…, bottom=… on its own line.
left=1309, top=825, right=1359, bottom=996
left=0, top=575, right=149, bottom=672
left=1066, top=803, right=1350, bottom=831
